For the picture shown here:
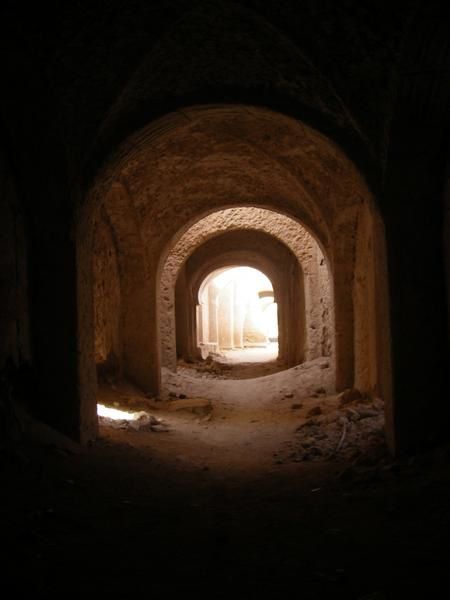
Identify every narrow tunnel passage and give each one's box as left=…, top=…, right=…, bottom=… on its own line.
left=84, top=104, right=390, bottom=471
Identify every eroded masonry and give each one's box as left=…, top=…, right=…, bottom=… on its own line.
left=83, top=106, right=392, bottom=445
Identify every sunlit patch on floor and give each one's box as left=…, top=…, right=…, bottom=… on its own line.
left=97, top=403, right=170, bottom=432
left=97, top=403, right=138, bottom=421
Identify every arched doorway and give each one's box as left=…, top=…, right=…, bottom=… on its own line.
left=168, top=224, right=315, bottom=372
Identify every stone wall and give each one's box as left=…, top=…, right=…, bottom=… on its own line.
left=93, top=213, right=121, bottom=379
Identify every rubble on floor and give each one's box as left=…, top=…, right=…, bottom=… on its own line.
left=98, top=411, right=170, bottom=432
left=177, top=356, right=283, bottom=380
left=284, top=390, right=386, bottom=464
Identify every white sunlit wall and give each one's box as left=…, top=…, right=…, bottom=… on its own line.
left=197, top=266, right=278, bottom=357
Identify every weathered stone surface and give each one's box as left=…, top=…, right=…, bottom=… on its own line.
left=93, top=216, right=121, bottom=377
left=167, top=398, right=212, bottom=413
left=338, top=388, right=363, bottom=406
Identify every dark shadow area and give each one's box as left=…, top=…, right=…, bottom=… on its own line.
left=2, top=420, right=450, bottom=595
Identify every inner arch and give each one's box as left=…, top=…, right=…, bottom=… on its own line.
left=159, top=206, right=332, bottom=376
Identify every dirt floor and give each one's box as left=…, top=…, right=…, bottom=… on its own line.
left=2, top=358, right=450, bottom=596
left=181, top=343, right=282, bottom=379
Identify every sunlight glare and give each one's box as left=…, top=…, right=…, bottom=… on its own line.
left=97, top=404, right=139, bottom=421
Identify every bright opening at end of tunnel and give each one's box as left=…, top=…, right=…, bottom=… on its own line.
left=198, top=266, right=278, bottom=362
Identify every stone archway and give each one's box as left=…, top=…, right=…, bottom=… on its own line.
left=80, top=104, right=392, bottom=447
left=159, top=208, right=331, bottom=375
left=172, top=228, right=306, bottom=369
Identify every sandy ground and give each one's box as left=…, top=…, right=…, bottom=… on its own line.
left=215, top=344, right=279, bottom=363
left=99, top=358, right=336, bottom=472
left=180, top=343, right=282, bottom=379
left=97, top=356, right=385, bottom=474
left=2, top=358, right=450, bottom=596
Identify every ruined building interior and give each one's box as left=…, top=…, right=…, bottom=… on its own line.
left=1, top=1, right=449, bottom=595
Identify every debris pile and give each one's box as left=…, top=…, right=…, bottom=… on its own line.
left=98, top=411, right=170, bottom=432
left=179, top=357, right=233, bottom=379
left=287, top=389, right=386, bottom=463
left=177, top=356, right=281, bottom=380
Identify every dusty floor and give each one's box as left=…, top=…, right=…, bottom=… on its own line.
left=215, top=344, right=280, bottom=364
left=99, top=357, right=341, bottom=472
left=2, top=359, right=450, bottom=596
left=181, top=343, right=282, bottom=379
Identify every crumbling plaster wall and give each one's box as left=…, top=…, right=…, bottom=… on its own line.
left=89, top=106, right=364, bottom=256
left=91, top=183, right=156, bottom=392
left=93, top=212, right=121, bottom=378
